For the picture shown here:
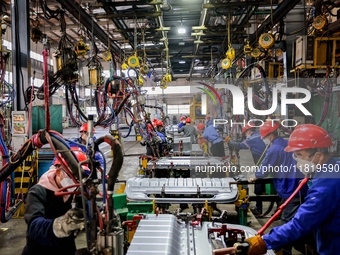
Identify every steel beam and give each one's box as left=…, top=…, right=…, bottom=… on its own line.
left=55, top=0, right=121, bottom=54
left=12, top=0, right=30, bottom=111
left=94, top=0, right=163, bottom=7
left=94, top=11, right=162, bottom=19
left=203, top=0, right=278, bottom=8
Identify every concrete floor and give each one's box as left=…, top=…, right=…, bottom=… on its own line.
left=0, top=127, right=302, bottom=254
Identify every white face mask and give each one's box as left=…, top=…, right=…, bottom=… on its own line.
left=246, top=134, right=251, bottom=138
left=294, top=154, right=317, bottom=176
left=60, top=176, right=76, bottom=191
left=263, top=138, right=271, bottom=145
left=182, top=120, right=186, bottom=124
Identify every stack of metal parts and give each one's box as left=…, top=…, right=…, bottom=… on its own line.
left=125, top=177, right=238, bottom=204
left=146, top=156, right=233, bottom=178
left=126, top=214, right=275, bottom=255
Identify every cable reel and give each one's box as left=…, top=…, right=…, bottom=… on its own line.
left=259, top=33, right=275, bottom=49
left=251, top=47, right=261, bottom=58
left=140, top=64, right=149, bottom=75
left=128, top=54, right=140, bottom=68
left=221, top=58, right=232, bottom=70
left=74, top=38, right=90, bottom=57
left=313, top=15, right=327, bottom=30
left=102, top=51, right=112, bottom=62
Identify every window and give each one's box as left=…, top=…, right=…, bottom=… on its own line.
left=167, top=105, right=189, bottom=114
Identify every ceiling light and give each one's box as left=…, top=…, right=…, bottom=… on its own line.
left=178, top=28, right=186, bottom=34
left=179, top=41, right=185, bottom=45
left=179, top=60, right=186, bottom=64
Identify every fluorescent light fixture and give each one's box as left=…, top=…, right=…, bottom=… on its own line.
left=179, top=60, right=186, bottom=64
left=178, top=28, right=186, bottom=34
left=179, top=41, right=185, bottom=45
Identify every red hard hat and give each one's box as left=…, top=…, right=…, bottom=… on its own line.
left=156, top=120, right=163, bottom=127
left=197, top=123, right=205, bottom=130
left=285, top=124, right=333, bottom=152
left=54, top=147, right=90, bottom=171
left=79, top=123, right=96, bottom=134
left=186, top=117, right=191, bottom=123
left=180, top=116, right=186, bottom=121
left=242, top=123, right=255, bottom=134
left=259, top=121, right=280, bottom=138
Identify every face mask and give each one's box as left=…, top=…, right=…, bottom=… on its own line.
left=295, top=157, right=316, bottom=176
left=182, top=120, right=186, bottom=124
left=263, top=138, right=271, bottom=145
left=246, top=134, right=251, bottom=138
left=60, top=176, right=76, bottom=191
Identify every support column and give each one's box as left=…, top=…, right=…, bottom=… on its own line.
left=11, top=0, right=31, bottom=111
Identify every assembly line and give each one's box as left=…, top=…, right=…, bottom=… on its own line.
left=1, top=0, right=340, bottom=255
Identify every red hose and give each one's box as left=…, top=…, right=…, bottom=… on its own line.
left=42, top=50, right=50, bottom=130
left=257, top=178, right=309, bottom=236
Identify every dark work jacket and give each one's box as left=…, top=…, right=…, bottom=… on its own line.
left=21, top=184, right=76, bottom=255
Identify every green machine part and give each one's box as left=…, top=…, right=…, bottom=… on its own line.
left=112, top=194, right=129, bottom=219
left=127, top=202, right=154, bottom=220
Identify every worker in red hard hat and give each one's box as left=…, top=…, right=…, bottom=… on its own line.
left=196, top=120, right=225, bottom=158
left=246, top=124, right=340, bottom=255
left=22, top=147, right=87, bottom=255
left=178, top=115, right=187, bottom=129
left=205, top=115, right=212, bottom=127
left=68, top=123, right=104, bottom=168
left=76, top=123, right=96, bottom=145
left=225, top=122, right=267, bottom=216
left=250, top=121, right=308, bottom=255
left=178, top=117, right=198, bottom=144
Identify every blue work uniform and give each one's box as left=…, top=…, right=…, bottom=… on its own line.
left=178, top=122, right=186, bottom=129
left=229, top=131, right=267, bottom=211
left=206, top=119, right=213, bottom=127
left=228, top=131, right=266, bottom=164
left=263, top=158, right=340, bottom=255
left=255, top=137, right=307, bottom=199
left=203, top=125, right=225, bottom=157
left=140, top=131, right=166, bottom=157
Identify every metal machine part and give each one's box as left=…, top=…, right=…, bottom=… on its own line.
left=125, top=177, right=238, bottom=203
left=145, top=156, right=233, bottom=178
left=126, top=214, right=275, bottom=255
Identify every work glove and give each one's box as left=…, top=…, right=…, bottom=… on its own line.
left=198, top=138, right=208, bottom=145
left=155, top=136, right=162, bottom=144
left=53, top=208, right=85, bottom=238
left=225, top=136, right=232, bottom=144
left=140, top=139, right=146, bottom=146
left=244, top=235, right=267, bottom=255
left=248, top=174, right=257, bottom=183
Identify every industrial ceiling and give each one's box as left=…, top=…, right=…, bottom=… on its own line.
left=2, top=0, right=301, bottom=79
